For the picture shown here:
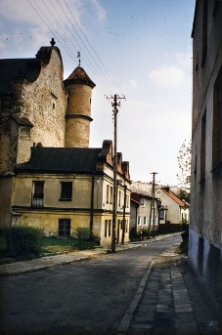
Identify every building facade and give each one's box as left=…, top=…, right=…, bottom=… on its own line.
left=130, top=182, right=189, bottom=232
left=156, top=187, right=189, bottom=232
left=189, top=0, right=222, bottom=310
left=0, top=40, right=131, bottom=246
left=130, top=192, right=159, bottom=234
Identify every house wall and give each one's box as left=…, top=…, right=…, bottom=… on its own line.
left=0, top=176, right=13, bottom=227
left=137, top=198, right=151, bottom=232
left=10, top=172, right=130, bottom=246
left=156, top=189, right=181, bottom=224
left=190, top=0, right=222, bottom=310
left=136, top=198, right=159, bottom=233
left=65, top=83, right=92, bottom=148
left=0, top=48, right=67, bottom=172
left=130, top=201, right=137, bottom=231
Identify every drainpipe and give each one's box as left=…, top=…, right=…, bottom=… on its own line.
left=90, top=171, right=95, bottom=241
left=121, top=184, right=127, bottom=245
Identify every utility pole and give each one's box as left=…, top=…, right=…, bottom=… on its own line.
left=106, top=94, right=125, bottom=252
left=149, top=172, right=158, bottom=233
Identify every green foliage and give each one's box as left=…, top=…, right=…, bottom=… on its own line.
left=42, top=235, right=98, bottom=251
left=141, top=228, right=149, bottom=238
left=180, top=226, right=189, bottom=255
left=77, top=227, right=90, bottom=241
left=180, top=239, right=188, bottom=255
left=129, top=227, right=152, bottom=241
left=181, top=218, right=189, bottom=225
left=177, top=139, right=191, bottom=193
left=129, top=227, right=137, bottom=241
left=4, top=226, right=44, bottom=260
left=42, top=236, right=76, bottom=247
left=177, top=189, right=190, bottom=203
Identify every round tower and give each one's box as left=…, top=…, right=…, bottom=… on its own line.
left=64, top=66, right=96, bottom=148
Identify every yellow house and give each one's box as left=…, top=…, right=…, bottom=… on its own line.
left=0, top=40, right=131, bottom=247
left=11, top=141, right=131, bottom=246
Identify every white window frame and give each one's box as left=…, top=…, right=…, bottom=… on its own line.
left=141, top=198, right=145, bottom=207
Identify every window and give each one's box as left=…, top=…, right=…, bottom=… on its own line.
left=159, top=209, right=164, bottom=220
left=126, top=194, right=129, bottom=208
left=51, top=92, right=57, bottom=115
left=105, top=220, right=111, bottom=237
left=32, top=181, right=44, bottom=207
left=137, top=216, right=141, bottom=226
left=201, top=111, right=206, bottom=180
left=125, top=220, right=128, bottom=233
left=110, top=187, right=113, bottom=204
left=212, top=66, right=222, bottom=169
left=118, top=190, right=121, bottom=206
left=144, top=217, right=147, bottom=226
left=118, top=220, right=122, bottom=230
left=105, top=220, right=107, bottom=237
left=106, top=185, right=110, bottom=203
left=141, top=198, right=145, bottom=207
left=60, top=182, right=72, bottom=200
left=58, top=219, right=70, bottom=237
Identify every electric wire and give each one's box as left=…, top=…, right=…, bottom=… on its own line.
left=25, top=0, right=155, bottom=180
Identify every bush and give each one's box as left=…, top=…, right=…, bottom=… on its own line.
left=77, top=227, right=90, bottom=241
left=4, top=226, right=44, bottom=260
left=129, top=227, right=137, bottom=241
left=142, top=228, right=150, bottom=239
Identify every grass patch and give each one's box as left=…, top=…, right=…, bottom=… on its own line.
left=180, top=239, right=188, bottom=255
left=42, top=236, right=99, bottom=254
left=0, top=234, right=99, bottom=263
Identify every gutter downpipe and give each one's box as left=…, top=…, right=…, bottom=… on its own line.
left=90, top=171, right=95, bottom=241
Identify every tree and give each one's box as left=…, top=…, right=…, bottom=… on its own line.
left=176, top=139, right=191, bottom=203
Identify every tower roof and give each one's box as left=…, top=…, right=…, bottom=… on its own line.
left=64, top=66, right=96, bottom=88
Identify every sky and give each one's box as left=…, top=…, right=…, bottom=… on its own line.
left=0, top=0, right=195, bottom=186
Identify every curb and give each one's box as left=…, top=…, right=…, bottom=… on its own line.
left=116, top=259, right=156, bottom=334
left=0, top=233, right=182, bottom=276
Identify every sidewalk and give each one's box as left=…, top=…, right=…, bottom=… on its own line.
left=0, top=232, right=181, bottom=276
left=0, top=242, right=141, bottom=276
left=117, top=244, right=222, bottom=335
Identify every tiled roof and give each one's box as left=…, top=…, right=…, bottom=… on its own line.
left=131, top=192, right=152, bottom=200
left=14, top=147, right=102, bottom=173
left=64, top=66, right=95, bottom=88
left=161, top=188, right=186, bottom=207
left=130, top=198, right=141, bottom=206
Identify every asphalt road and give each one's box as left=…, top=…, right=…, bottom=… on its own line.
left=0, top=235, right=182, bottom=335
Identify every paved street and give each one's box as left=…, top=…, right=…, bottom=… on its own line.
left=126, top=248, right=222, bottom=335
left=0, top=235, right=221, bottom=335
left=0, top=235, right=179, bottom=335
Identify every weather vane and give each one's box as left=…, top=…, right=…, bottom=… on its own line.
left=77, top=52, right=81, bottom=67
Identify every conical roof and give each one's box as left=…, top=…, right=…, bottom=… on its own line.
left=64, top=66, right=95, bottom=88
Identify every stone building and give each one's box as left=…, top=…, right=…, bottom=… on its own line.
left=189, top=0, right=222, bottom=310
left=0, top=40, right=131, bottom=246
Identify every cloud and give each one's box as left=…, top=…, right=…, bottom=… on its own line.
left=176, top=51, right=192, bottom=70
left=88, top=0, right=106, bottom=23
left=149, top=65, right=186, bottom=88
left=129, top=79, right=138, bottom=88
